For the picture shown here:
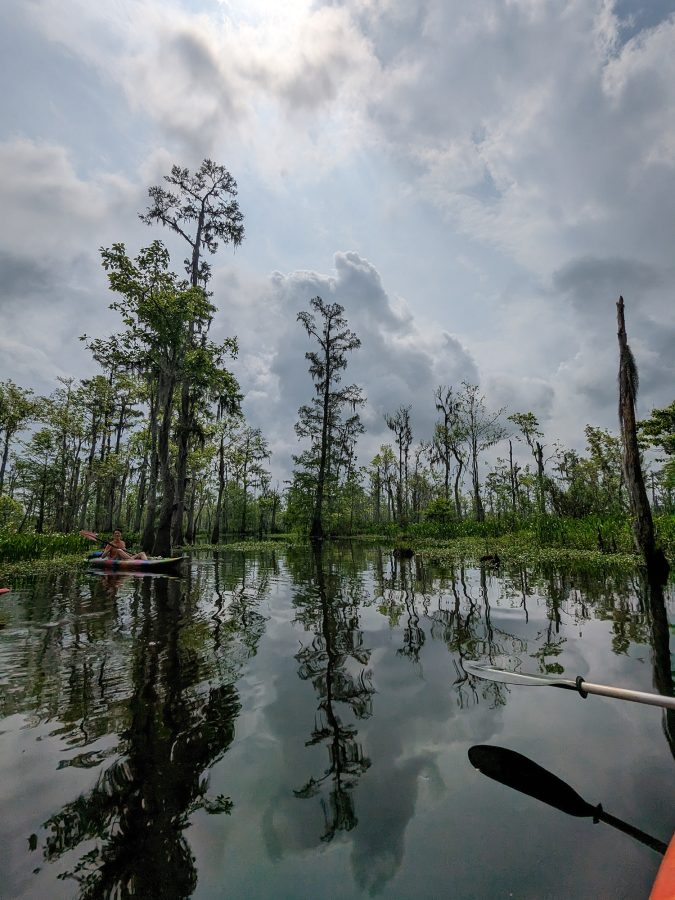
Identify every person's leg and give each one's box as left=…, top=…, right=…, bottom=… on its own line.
left=111, top=546, right=133, bottom=560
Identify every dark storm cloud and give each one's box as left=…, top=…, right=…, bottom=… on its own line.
left=552, top=256, right=664, bottom=312
left=0, top=250, right=53, bottom=298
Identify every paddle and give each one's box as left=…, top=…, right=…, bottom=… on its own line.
left=79, top=530, right=135, bottom=561
left=469, top=744, right=667, bottom=854
left=464, top=661, right=675, bottom=711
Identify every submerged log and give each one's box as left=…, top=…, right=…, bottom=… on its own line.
left=616, top=296, right=670, bottom=584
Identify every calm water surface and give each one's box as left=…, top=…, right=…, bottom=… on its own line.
left=0, top=544, right=674, bottom=899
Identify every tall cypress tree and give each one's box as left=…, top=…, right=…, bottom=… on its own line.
left=296, top=297, right=365, bottom=539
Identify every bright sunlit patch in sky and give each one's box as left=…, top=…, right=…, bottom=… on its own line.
left=216, top=0, right=313, bottom=28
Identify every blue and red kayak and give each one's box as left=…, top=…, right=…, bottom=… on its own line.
left=87, top=556, right=184, bottom=573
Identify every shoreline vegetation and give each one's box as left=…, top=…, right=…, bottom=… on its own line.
left=1, top=513, right=673, bottom=580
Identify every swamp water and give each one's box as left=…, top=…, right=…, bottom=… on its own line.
left=0, top=544, right=674, bottom=899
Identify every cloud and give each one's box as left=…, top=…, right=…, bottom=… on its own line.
left=0, top=250, right=53, bottom=297
left=485, top=374, right=555, bottom=423
left=2, top=0, right=674, bottom=483
left=218, top=250, right=479, bottom=480
left=23, top=0, right=381, bottom=181
left=552, top=256, right=665, bottom=315
left=0, top=138, right=129, bottom=257
left=348, top=1, right=675, bottom=278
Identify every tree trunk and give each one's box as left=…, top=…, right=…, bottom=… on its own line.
left=535, top=441, right=545, bottom=518
left=171, top=383, right=190, bottom=547
left=142, top=393, right=160, bottom=552
left=36, top=465, right=48, bottom=534
left=153, top=375, right=175, bottom=557
left=211, top=436, right=225, bottom=544
left=134, top=451, right=148, bottom=534
left=78, top=409, right=99, bottom=530
left=509, top=440, right=517, bottom=514
left=185, top=480, right=197, bottom=544
left=311, top=350, right=331, bottom=540
left=115, top=463, right=129, bottom=528
left=616, top=296, right=669, bottom=583
left=271, top=493, right=278, bottom=533
left=0, top=430, right=13, bottom=495
left=471, top=440, right=484, bottom=522
left=453, top=450, right=464, bottom=520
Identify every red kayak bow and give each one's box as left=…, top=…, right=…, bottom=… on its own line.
left=651, top=833, right=675, bottom=899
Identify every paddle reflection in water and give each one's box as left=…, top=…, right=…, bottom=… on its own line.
left=468, top=744, right=668, bottom=855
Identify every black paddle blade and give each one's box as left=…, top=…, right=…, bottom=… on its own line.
left=469, top=745, right=597, bottom=819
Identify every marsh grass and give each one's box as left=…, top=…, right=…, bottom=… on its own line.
left=188, top=538, right=291, bottom=553
left=0, top=552, right=90, bottom=581
left=0, top=533, right=89, bottom=563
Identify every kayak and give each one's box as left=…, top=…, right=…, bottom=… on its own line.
left=0, top=588, right=10, bottom=595
left=651, top=832, right=675, bottom=899
left=87, top=556, right=184, bottom=572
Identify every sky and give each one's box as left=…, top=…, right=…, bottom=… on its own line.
left=1, top=0, right=674, bottom=482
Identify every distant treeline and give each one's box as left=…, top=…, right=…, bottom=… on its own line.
left=0, top=160, right=673, bottom=550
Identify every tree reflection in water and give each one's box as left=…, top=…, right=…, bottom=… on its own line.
left=7, top=548, right=673, bottom=897
left=34, top=559, right=268, bottom=898
left=644, top=578, right=675, bottom=761
left=292, top=543, right=374, bottom=842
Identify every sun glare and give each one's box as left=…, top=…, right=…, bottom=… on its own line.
left=218, top=0, right=313, bottom=28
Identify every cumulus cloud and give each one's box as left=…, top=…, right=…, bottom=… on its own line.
left=0, top=136, right=153, bottom=393
left=340, top=1, right=675, bottom=281
left=22, top=0, right=381, bottom=182
left=216, top=250, right=479, bottom=480
left=0, top=138, right=137, bottom=258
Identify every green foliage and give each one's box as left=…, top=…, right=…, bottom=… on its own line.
left=423, top=497, right=455, bottom=524
left=655, top=515, right=675, bottom=560
left=0, top=532, right=88, bottom=562
left=639, top=401, right=675, bottom=458
left=0, top=495, right=23, bottom=531
left=293, top=296, right=365, bottom=538
left=413, top=534, right=638, bottom=572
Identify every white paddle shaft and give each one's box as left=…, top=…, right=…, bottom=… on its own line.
left=574, top=681, right=675, bottom=710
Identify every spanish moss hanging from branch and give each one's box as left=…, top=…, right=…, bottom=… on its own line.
left=616, top=296, right=669, bottom=583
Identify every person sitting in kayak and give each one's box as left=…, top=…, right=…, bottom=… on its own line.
left=102, top=530, right=148, bottom=561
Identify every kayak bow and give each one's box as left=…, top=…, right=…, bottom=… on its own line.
left=651, top=833, right=675, bottom=899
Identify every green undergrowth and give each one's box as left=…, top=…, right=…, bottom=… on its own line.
left=0, top=532, right=89, bottom=563
left=411, top=535, right=639, bottom=571
left=0, top=552, right=91, bottom=582
left=188, top=539, right=291, bottom=553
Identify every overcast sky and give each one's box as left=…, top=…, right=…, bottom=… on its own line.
left=1, top=0, right=674, bottom=481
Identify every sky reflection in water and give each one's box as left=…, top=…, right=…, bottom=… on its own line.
left=0, top=545, right=673, bottom=899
